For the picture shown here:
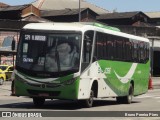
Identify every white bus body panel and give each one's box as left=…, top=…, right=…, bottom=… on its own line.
left=78, top=62, right=117, bottom=99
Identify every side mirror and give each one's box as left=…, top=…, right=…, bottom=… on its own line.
left=11, top=39, right=16, bottom=51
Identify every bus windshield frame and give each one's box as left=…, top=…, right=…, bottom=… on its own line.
left=16, top=30, right=82, bottom=78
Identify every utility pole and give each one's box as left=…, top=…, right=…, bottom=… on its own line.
left=79, top=0, right=81, bottom=22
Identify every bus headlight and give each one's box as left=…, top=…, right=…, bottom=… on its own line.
left=63, top=77, right=77, bottom=85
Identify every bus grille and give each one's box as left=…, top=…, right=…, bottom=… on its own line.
left=27, top=82, right=61, bottom=88
left=27, top=89, right=60, bottom=96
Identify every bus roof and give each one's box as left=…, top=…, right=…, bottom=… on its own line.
left=23, top=22, right=149, bottom=42
left=23, top=22, right=120, bottom=31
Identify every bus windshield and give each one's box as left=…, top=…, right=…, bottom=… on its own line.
left=16, top=31, right=81, bottom=77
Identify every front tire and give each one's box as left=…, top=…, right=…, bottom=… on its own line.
left=33, top=97, right=45, bottom=107
left=81, top=90, right=94, bottom=108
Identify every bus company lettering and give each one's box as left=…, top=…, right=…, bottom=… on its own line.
left=98, top=67, right=111, bottom=74
left=104, top=68, right=111, bottom=74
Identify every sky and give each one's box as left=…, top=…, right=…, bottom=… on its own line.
left=0, top=0, right=160, bottom=12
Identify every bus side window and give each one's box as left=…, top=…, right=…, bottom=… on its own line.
left=133, top=41, right=138, bottom=62
left=107, top=35, right=114, bottom=60
left=95, top=32, right=105, bottom=60
left=139, top=42, right=144, bottom=63
left=124, top=40, right=132, bottom=62
left=146, top=43, right=150, bottom=61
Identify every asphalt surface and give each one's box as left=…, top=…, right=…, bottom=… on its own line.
left=0, top=79, right=160, bottom=120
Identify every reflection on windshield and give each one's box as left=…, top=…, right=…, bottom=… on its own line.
left=16, top=32, right=81, bottom=77
left=45, top=43, right=73, bottom=72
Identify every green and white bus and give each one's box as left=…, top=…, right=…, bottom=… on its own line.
left=14, top=22, right=150, bottom=107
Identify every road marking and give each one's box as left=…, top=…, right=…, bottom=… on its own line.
left=135, top=95, right=152, bottom=99
left=154, top=96, right=160, bottom=99
left=136, top=94, right=160, bottom=100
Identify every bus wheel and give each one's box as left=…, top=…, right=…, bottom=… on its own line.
left=116, top=96, right=124, bottom=104
left=116, top=84, right=134, bottom=104
left=83, top=90, right=94, bottom=108
left=124, top=84, right=134, bottom=104
left=0, top=78, right=4, bottom=85
left=33, top=97, right=45, bottom=107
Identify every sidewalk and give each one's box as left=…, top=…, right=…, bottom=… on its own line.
left=152, top=77, right=160, bottom=89
left=0, top=81, right=11, bottom=96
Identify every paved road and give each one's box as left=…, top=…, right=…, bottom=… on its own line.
left=0, top=81, right=160, bottom=120
left=1, top=88, right=160, bottom=111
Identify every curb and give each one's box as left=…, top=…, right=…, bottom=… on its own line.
left=153, top=85, right=160, bottom=89
left=2, top=81, right=12, bottom=85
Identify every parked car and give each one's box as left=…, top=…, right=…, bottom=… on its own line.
left=0, top=65, right=14, bottom=80
left=0, top=69, right=6, bottom=85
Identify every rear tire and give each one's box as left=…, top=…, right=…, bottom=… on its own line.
left=116, top=84, right=134, bottom=104
left=124, top=84, right=134, bottom=104
left=116, top=96, right=124, bottom=104
left=33, top=97, right=45, bottom=107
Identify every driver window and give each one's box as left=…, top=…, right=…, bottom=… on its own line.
left=83, top=31, right=94, bottom=63
left=81, top=31, right=94, bottom=72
